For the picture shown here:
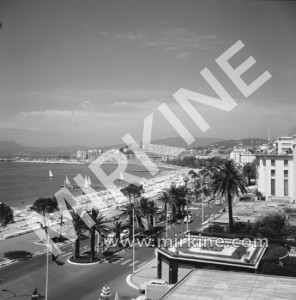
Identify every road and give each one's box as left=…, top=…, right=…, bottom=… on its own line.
left=0, top=202, right=225, bottom=300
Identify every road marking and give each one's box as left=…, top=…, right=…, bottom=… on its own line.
left=128, top=260, right=140, bottom=266
left=136, top=261, right=147, bottom=269
left=62, top=252, right=72, bottom=257
left=112, top=258, right=124, bottom=264
left=120, top=259, right=132, bottom=265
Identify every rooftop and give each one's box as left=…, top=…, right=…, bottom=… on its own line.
left=161, top=269, right=296, bottom=300
left=158, top=235, right=267, bottom=270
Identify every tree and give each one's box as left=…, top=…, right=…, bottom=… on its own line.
left=211, top=160, right=247, bottom=233
left=88, top=208, right=110, bottom=261
left=158, top=191, right=176, bottom=223
left=64, top=200, right=88, bottom=260
left=120, top=183, right=143, bottom=202
left=136, top=197, right=159, bottom=230
left=242, top=162, right=256, bottom=185
left=175, top=186, right=191, bottom=216
left=110, top=219, right=129, bottom=242
left=167, top=185, right=179, bottom=220
left=0, top=202, right=14, bottom=226
left=120, top=202, right=143, bottom=240
left=30, top=197, right=58, bottom=233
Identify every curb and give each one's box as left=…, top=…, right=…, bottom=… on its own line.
left=126, top=274, right=140, bottom=290
left=126, top=259, right=157, bottom=290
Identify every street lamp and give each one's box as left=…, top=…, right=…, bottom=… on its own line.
left=198, top=169, right=213, bottom=228
left=183, top=176, right=190, bottom=232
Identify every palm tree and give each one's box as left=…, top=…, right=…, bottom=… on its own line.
left=120, top=202, right=142, bottom=240
left=175, top=186, right=191, bottom=216
left=137, top=197, right=159, bottom=230
left=158, top=191, right=176, bottom=223
left=88, top=209, right=110, bottom=261
left=110, top=219, right=129, bottom=242
left=167, top=185, right=178, bottom=220
left=211, top=160, right=248, bottom=233
left=64, top=200, right=88, bottom=260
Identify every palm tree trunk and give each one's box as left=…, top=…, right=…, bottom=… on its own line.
left=90, top=229, right=95, bottom=262
left=74, top=237, right=80, bottom=260
left=227, top=191, right=234, bottom=233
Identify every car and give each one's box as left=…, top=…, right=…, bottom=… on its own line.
left=215, top=199, right=221, bottom=206
left=139, top=279, right=168, bottom=293
left=120, top=229, right=130, bottom=239
left=175, top=219, right=183, bottom=224
left=183, top=215, right=193, bottom=223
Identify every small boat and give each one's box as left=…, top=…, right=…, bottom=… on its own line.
left=84, top=175, right=89, bottom=187
left=61, top=175, right=72, bottom=188
left=119, top=172, right=124, bottom=181
left=49, top=169, right=53, bottom=178
left=87, top=175, right=92, bottom=187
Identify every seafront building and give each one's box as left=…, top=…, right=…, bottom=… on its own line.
left=229, top=144, right=255, bottom=166
left=256, top=135, right=296, bottom=202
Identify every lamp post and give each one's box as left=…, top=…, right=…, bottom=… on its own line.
left=132, top=203, right=135, bottom=274
left=183, top=176, right=189, bottom=232
left=199, top=169, right=213, bottom=228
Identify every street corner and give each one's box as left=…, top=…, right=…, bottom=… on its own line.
left=126, top=273, right=140, bottom=290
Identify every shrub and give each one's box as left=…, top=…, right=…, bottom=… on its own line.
left=262, top=245, right=288, bottom=263
left=4, top=251, right=33, bottom=260
left=231, top=245, right=248, bottom=259
left=208, top=224, right=224, bottom=233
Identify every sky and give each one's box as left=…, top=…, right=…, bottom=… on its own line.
left=0, top=0, right=296, bottom=147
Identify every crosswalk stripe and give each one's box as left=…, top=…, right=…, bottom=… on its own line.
left=136, top=261, right=147, bottom=269
left=128, top=260, right=140, bottom=266
left=120, top=259, right=132, bottom=265
left=112, top=258, right=124, bottom=264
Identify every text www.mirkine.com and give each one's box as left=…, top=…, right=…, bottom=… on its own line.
left=98, top=236, right=268, bottom=249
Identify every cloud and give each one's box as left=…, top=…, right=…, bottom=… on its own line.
left=112, top=27, right=218, bottom=59
left=175, top=52, right=191, bottom=59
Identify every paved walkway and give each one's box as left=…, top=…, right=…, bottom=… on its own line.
left=127, top=259, right=158, bottom=289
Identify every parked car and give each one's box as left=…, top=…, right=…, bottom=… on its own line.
left=120, top=229, right=130, bottom=239
left=175, top=219, right=183, bottom=224
left=215, top=199, right=221, bottom=206
left=139, top=279, right=168, bottom=293
left=183, top=215, right=193, bottom=223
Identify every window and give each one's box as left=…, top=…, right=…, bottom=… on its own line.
left=271, top=170, right=275, bottom=177
left=284, top=160, right=288, bottom=167
left=284, top=180, right=289, bottom=196
left=263, top=159, right=266, bottom=166
left=271, top=179, right=275, bottom=196
left=284, top=170, right=288, bottom=178
left=271, top=159, right=275, bottom=166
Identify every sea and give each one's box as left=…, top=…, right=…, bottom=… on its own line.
left=0, top=162, right=168, bottom=210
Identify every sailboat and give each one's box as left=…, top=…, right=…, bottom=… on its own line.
left=84, top=175, right=89, bottom=187
left=61, top=175, right=72, bottom=188
left=49, top=169, right=53, bottom=179
left=87, top=176, right=92, bottom=187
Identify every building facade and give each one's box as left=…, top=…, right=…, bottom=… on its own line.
left=256, top=154, right=294, bottom=200
left=274, top=136, right=293, bottom=154
left=230, top=144, right=255, bottom=166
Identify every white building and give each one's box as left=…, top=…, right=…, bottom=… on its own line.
left=273, top=136, right=293, bottom=155
left=256, top=154, right=293, bottom=201
left=230, top=144, right=255, bottom=166
left=76, top=150, right=87, bottom=161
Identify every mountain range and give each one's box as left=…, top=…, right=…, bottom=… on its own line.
left=0, top=137, right=267, bottom=155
